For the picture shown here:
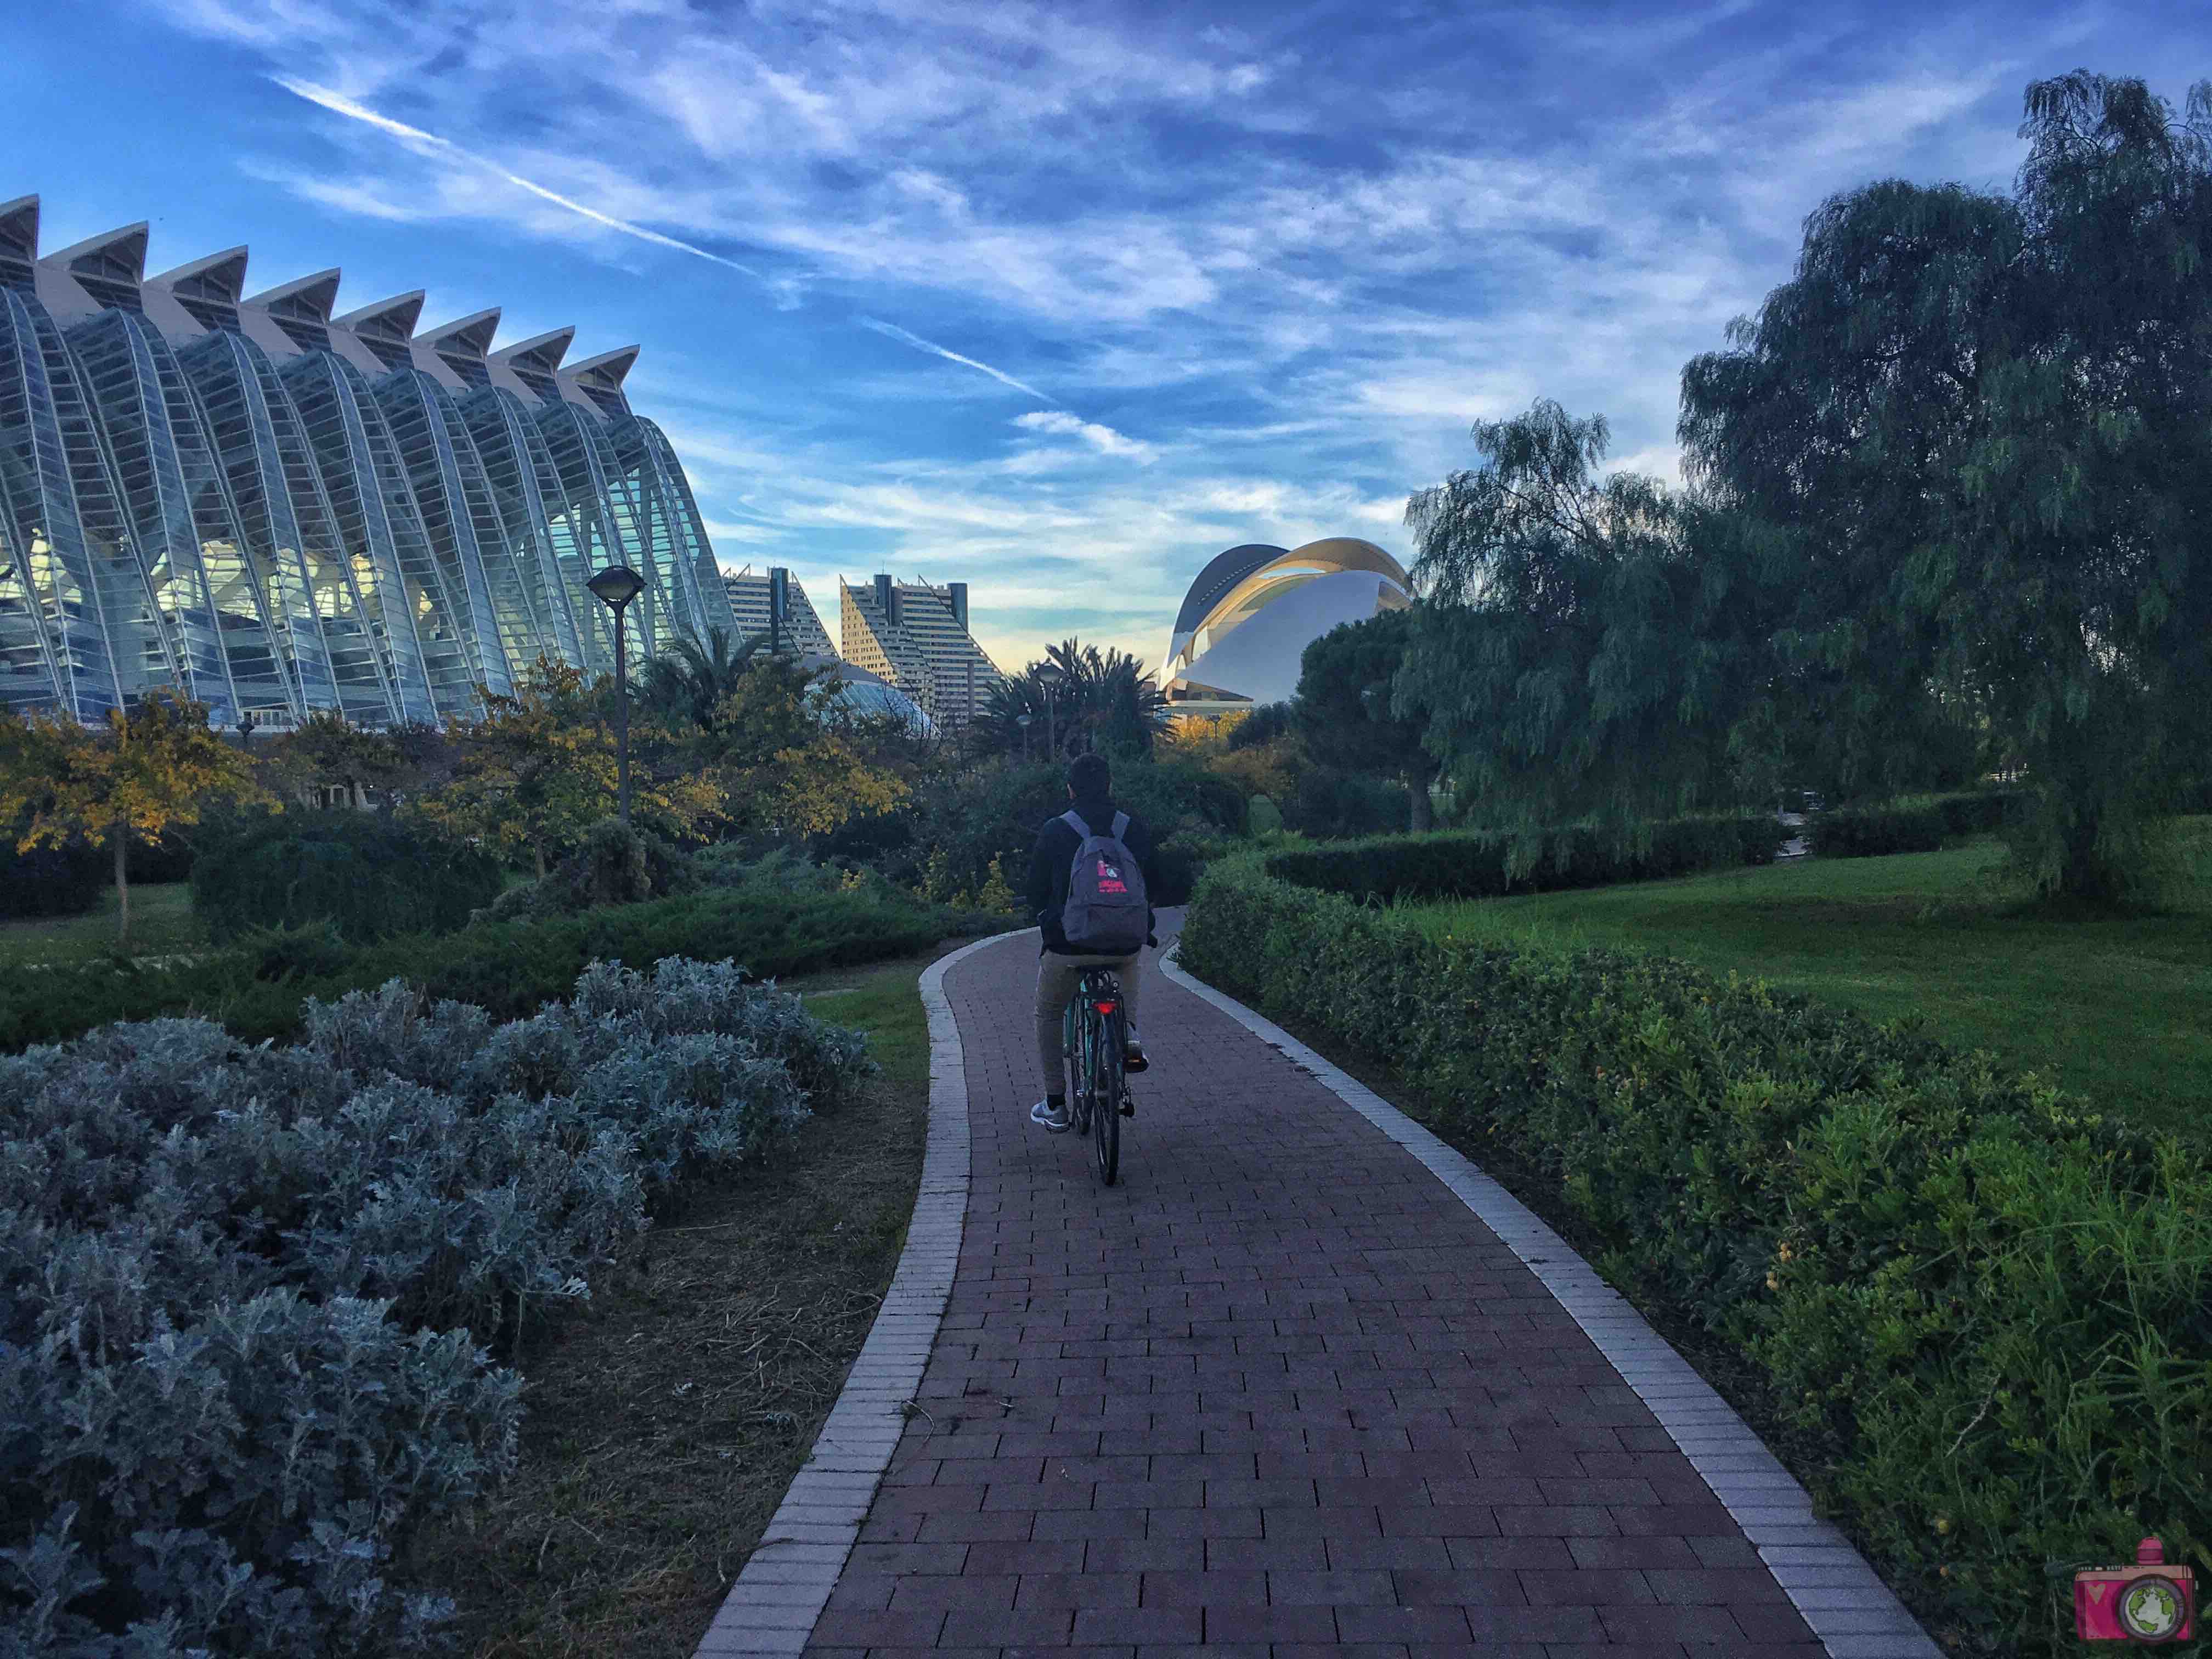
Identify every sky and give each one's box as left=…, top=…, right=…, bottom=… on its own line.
left=7, top=1, right=2206, bottom=676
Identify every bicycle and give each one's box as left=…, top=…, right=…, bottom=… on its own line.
left=1060, top=966, right=1131, bottom=1186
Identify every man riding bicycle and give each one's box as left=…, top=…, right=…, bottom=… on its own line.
left=1028, top=752, right=1156, bottom=1134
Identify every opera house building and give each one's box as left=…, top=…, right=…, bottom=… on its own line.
left=1156, top=537, right=1412, bottom=714
left=0, top=195, right=741, bottom=729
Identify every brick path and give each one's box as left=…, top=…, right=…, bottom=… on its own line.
left=807, top=930, right=1827, bottom=1657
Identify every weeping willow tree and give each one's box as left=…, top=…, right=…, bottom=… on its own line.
left=1396, top=400, right=1774, bottom=874
left=1680, top=70, right=2212, bottom=901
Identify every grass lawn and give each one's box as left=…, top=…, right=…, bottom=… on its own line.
left=413, top=943, right=948, bottom=1659
left=0, top=881, right=206, bottom=966
left=1404, top=819, right=2212, bottom=1139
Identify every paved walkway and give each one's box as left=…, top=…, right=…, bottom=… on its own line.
left=719, top=924, right=1934, bottom=1658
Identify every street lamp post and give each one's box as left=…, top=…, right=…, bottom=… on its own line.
left=585, top=565, right=646, bottom=825
left=1016, top=711, right=1034, bottom=761
left=1035, top=662, right=1065, bottom=762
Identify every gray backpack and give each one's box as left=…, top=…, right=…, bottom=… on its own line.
left=1059, top=810, right=1149, bottom=955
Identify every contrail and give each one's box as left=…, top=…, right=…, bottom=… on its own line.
left=858, top=317, right=1055, bottom=402
left=278, top=77, right=1060, bottom=406
left=274, top=77, right=766, bottom=279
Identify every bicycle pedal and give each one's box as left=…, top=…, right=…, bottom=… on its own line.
left=1120, top=1098, right=1135, bottom=1118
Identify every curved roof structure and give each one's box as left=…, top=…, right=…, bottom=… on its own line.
left=0, top=193, right=743, bottom=727
left=800, top=652, right=936, bottom=736
left=1171, top=543, right=1289, bottom=636
left=1158, top=537, right=1412, bottom=710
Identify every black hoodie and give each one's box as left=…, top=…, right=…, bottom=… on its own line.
left=1025, top=795, right=1158, bottom=955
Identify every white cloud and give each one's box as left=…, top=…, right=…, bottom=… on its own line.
left=1013, top=410, right=1158, bottom=462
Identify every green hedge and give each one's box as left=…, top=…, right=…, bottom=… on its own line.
left=1265, top=814, right=1784, bottom=903
left=1180, top=858, right=2210, bottom=1658
left=191, top=811, right=506, bottom=942
left=0, top=884, right=952, bottom=1053
left=1811, top=789, right=2023, bottom=859
left=0, top=840, right=107, bottom=919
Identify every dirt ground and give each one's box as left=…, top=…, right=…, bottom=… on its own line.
left=407, top=952, right=938, bottom=1658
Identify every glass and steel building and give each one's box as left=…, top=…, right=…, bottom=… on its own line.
left=0, top=196, right=740, bottom=729
left=1156, top=538, right=1412, bottom=714
left=724, top=565, right=836, bottom=658
left=839, top=573, right=1000, bottom=729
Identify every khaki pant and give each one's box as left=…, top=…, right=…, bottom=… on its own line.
left=1035, top=951, right=1142, bottom=1097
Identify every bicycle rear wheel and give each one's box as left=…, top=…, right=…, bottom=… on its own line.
left=1087, top=998, right=1121, bottom=1187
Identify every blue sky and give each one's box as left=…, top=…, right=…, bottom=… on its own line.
left=8, top=1, right=2205, bottom=676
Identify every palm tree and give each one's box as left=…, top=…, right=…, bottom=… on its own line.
left=636, top=626, right=771, bottom=730
left=977, top=639, right=1170, bottom=761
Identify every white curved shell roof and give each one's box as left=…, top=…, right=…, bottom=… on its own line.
left=1159, top=538, right=1410, bottom=707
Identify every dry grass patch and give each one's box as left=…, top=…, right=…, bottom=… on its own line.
left=406, top=946, right=947, bottom=1658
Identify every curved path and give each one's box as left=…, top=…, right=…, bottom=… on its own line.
left=696, top=921, right=1939, bottom=1659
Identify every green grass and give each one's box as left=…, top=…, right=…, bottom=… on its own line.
left=0, top=882, right=207, bottom=967
left=1406, top=821, right=2212, bottom=1138
left=786, top=953, right=935, bottom=1090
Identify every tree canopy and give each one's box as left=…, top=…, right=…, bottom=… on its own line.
left=0, top=690, right=262, bottom=944
left=977, top=640, right=1169, bottom=761
left=1398, top=400, right=1768, bottom=859
left=1680, top=70, right=2212, bottom=899
left=1294, top=610, right=1438, bottom=831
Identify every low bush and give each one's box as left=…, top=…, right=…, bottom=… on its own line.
left=0, top=883, right=953, bottom=1054
left=1266, top=814, right=1784, bottom=903
left=191, top=811, right=505, bottom=942
left=1810, top=803, right=1948, bottom=857
left=0, top=839, right=105, bottom=919
left=1283, top=766, right=1410, bottom=838
left=1811, top=788, right=2024, bottom=859
left=1180, top=857, right=2211, bottom=1658
left=0, top=957, right=872, bottom=1656
left=483, top=818, right=697, bottom=923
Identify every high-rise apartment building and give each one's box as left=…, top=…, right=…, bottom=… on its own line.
left=0, top=195, right=738, bottom=728
left=839, top=574, right=1000, bottom=728
left=721, top=565, right=836, bottom=658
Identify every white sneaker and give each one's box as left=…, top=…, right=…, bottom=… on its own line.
left=1030, top=1097, right=1071, bottom=1133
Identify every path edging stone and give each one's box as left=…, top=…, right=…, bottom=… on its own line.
left=1157, top=944, right=1942, bottom=1659
left=690, top=931, right=1017, bottom=1658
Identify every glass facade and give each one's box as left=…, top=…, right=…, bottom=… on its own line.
left=0, top=202, right=737, bottom=728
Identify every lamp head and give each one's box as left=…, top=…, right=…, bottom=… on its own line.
left=587, top=565, right=645, bottom=610
left=1016, top=713, right=1034, bottom=728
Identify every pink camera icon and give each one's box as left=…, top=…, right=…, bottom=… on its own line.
left=2074, top=1538, right=2196, bottom=1643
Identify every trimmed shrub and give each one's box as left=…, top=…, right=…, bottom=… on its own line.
left=1809, top=803, right=1947, bottom=857
left=0, top=839, right=105, bottom=919
left=1265, top=814, right=1784, bottom=903
left=1810, top=789, right=2024, bottom=859
left=0, top=882, right=951, bottom=1054
left=0, top=957, right=872, bottom=1655
left=1180, top=858, right=2211, bottom=1658
left=1283, top=766, right=1408, bottom=838
left=191, top=811, right=505, bottom=943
